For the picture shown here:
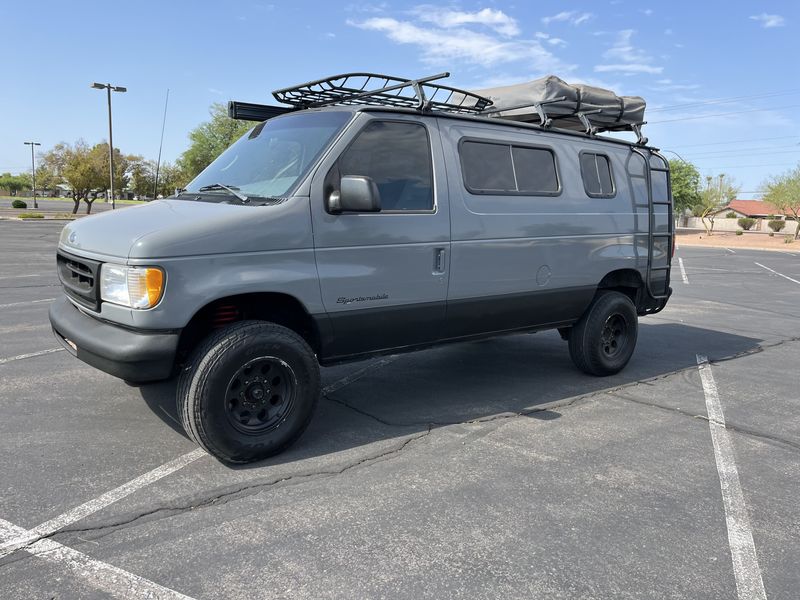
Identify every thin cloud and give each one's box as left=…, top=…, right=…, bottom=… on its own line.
left=345, top=2, right=387, bottom=13
left=594, top=29, right=663, bottom=75
left=749, top=13, right=785, bottom=28
left=650, top=80, right=700, bottom=91
left=349, top=12, right=573, bottom=72
left=534, top=31, right=567, bottom=47
left=595, top=64, right=663, bottom=74
left=541, top=11, right=593, bottom=26
left=411, top=6, right=520, bottom=37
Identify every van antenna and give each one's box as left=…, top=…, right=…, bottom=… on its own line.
left=153, top=88, right=170, bottom=199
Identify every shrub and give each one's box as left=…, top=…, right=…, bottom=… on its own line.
left=737, top=217, right=756, bottom=231
left=725, top=211, right=737, bottom=218
left=735, top=230, right=743, bottom=236
left=18, top=212, right=44, bottom=219
left=768, top=219, right=786, bottom=233
left=11, top=199, right=27, bottom=209
left=769, top=232, right=774, bottom=237
left=786, top=236, right=794, bottom=244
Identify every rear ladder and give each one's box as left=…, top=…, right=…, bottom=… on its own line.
left=635, top=148, right=674, bottom=305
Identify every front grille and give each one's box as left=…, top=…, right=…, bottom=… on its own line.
left=57, top=251, right=101, bottom=311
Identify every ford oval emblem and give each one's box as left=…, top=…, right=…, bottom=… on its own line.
left=68, top=231, right=77, bottom=244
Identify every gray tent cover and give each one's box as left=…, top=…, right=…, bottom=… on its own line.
left=472, top=75, right=645, bottom=131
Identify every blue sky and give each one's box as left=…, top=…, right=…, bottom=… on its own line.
left=3, top=1, right=798, bottom=197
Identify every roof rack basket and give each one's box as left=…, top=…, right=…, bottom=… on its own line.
left=272, top=72, right=493, bottom=114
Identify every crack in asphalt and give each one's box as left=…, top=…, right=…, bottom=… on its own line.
left=324, top=335, right=800, bottom=452
left=325, top=361, right=700, bottom=429
left=1, top=427, right=433, bottom=565
left=609, top=390, right=800, bottom=452
left=3, top=330, right=797, bottom=566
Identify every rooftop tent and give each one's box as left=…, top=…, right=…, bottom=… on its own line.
left=471, top=75, right=646, bottom=134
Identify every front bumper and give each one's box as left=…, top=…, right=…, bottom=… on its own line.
left=49, top=297, right=179, bottom=382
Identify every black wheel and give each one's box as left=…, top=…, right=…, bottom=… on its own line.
left=568, top=291, right=638, bottom=376
left=177, top=321, right=320, bottom=464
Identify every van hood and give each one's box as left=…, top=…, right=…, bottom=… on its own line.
left=59, top=198, right=311, bottom=260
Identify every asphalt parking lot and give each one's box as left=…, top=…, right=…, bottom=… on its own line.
left=0, top=220, right=798, bottom=599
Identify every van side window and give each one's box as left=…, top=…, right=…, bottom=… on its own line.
left=580, top=152, right=615, bottom=197
left=460, top=140, right=559, bottom=195
left=336, top=121, right=433, bottom=211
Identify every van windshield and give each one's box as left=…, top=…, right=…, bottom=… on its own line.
left=184, top=111, right=351, bottom=200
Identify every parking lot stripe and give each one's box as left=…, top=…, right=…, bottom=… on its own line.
left=0, top=518, right=196, bottom=599
left=0, top=273, right=45, bottom=280
left=0, top=347, right=64, bottom=365
left=678, top=257, right=689, bottom=284
left=754, top=261, right=800, bottom=286
left=696, top=355, right=767, bottom=600
left=0, top=297, right=55, bottom=309
left=0, top=448, right=205, bottom=558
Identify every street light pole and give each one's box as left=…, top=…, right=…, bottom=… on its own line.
left=91, top=82, right=127, bottom=209
left=23, top=141, right=41, bottom=209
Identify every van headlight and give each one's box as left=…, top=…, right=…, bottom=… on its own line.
left=100, top=264, right=165, bottom=309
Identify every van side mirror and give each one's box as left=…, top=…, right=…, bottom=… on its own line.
left=328, top=176, right=381, bottom=213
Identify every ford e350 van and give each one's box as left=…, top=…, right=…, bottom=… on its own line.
left=50, top=73, right=673, bottom=463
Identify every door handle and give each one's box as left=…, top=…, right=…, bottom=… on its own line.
left=433, top=248, right=446, bottom=274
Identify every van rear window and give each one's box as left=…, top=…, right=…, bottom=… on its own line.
left=460, top=140, right=559, bottom=195
left=580, top=152, right=615, bottom=197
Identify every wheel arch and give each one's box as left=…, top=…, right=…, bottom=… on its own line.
left=596, top=268, right=645, bottom=309
left=177, top=292, right=322, bottom=362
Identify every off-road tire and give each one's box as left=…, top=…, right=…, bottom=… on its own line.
left=568, top=291, right=638, bottom=376
left=177, top=320, right=320, bottom=464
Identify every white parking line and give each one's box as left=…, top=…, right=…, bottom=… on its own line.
left=696, top=355, right=767, bottom=600
left=0, top=273, right=46, bottom=280
left=754, top=261, right=800, bottom=286
left=0, top=297, right=55, bottom=309
left=0, top=347, right=64, bottom=365
left=0, top=448, right=206, bottom=557
left=0, top=354, right=396, bottom=596
left=725, top=248, right=736, bottom=254
left=678, top=257, right=689, bottom=284
left=0, top=518, right=196, bottom=600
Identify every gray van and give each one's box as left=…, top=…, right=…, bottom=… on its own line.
left=50, top=73, right=673, bottom=463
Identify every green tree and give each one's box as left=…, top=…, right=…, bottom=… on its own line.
left=55, top=141, right=105, bottom=214
left=177, top=103, right=251, bottom=181
left=89, top=143, right=130, bottom=211
left=128, top=157, right=156, bottom=198
left=35, top=164, right=61, bottom=193
left=692, top=174, right=739, bottom=235
left=155, top=162, right=186, bottom=197
left=763, top=164, right=800, bottom=239
left=0, top=172, right=31, bottom=196
left=37, top=142, right=72, bottom=198
left=668, top=159, right=701, bottom=215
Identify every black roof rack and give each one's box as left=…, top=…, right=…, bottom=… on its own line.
left=272, top=72, right=493, bottom=114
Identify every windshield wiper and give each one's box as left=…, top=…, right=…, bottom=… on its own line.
left=197, top=183, right=250, bottom=203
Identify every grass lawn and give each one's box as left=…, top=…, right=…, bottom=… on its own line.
left=0, top=195, right=141, bottom=205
